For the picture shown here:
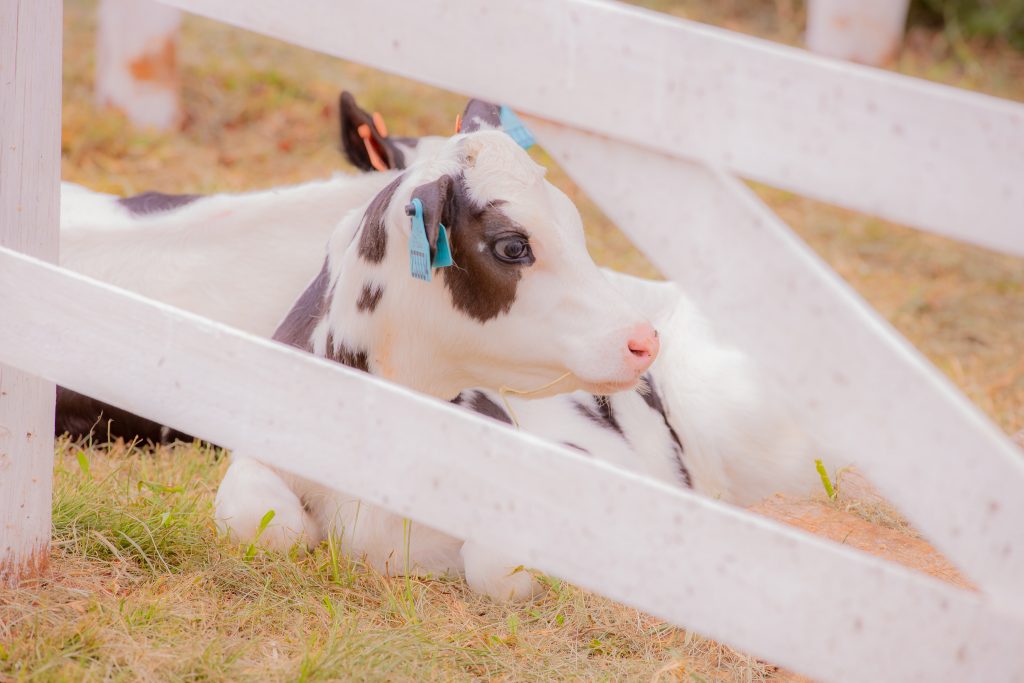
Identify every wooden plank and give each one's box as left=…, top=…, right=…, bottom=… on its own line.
left=156, top=0, right=1024, bottom=256
left=528, top=118, right=1024, bottom=611
left=96, top=0, right=183, bottom=130
left=0, top=0, right=62, bottom=586
left=1, top=248, right=1023, bottom=681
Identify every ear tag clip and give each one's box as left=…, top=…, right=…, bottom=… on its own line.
left=406, top=200, right=453, bottom=280
left=499, top=105, right=536, bottom=149
left=357, top=123, right=390, bottom=172
left=433, top=224, right=453, bottom=268
left=406, top=198, right=432, bottom=282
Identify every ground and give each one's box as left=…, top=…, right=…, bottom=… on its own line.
left=2, top=0, right=1022, bottom=680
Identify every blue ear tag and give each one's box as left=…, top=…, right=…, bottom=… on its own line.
left=406, top=198, right=432, bottom=282
left=432, top=223, right=453, bottom=268
left=499, top=105, right=535, bottom=149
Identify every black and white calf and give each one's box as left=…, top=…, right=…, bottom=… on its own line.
left=215, top=109, right=664, bottom=601
left=57, top=92, right=445, bottom=441
left=59, top=96, right=820, bottom=498
left=59, top=97, right=821, bottom=599
left=62, top=165, right=817, bottom=504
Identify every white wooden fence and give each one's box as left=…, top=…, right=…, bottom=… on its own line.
left=2, top=1, right=1023, bottom=680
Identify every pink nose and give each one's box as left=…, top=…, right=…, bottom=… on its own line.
left=625, top=324, right=659, bottom=374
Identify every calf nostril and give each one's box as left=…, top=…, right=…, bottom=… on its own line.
left=626, top=328, right=659, bottom=367
left=628, top=342, right=651, bottom=358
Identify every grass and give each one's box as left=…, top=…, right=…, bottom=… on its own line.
left=6, top=0, right=1020, bottom=679
left=1, top=442, right=771, bottom=682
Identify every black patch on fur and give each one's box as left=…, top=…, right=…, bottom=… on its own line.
left=273, top=258, right=332, bottom=350
left=118, top=191, right=201, bottom=216
left=451, top=391, right=514, bottom=426
left=562, top=442, right=591, bottom=455
left=356, top=283, right=383, bottom=313
left=55, top=386, right=194, bottom=445
left=357, top=175, right=403, bottom=263
left=460, top=100, right=503, bottom=133
left=469, top=391, right=513, bottom=425
left=440, top=177, right=529, bottom=323
left=328, top=341, right=369, bottom=372
left=639, top=374, right=692, bottom=487
left=574, top=395, right=624, bottom=437
left=274, top=262, right=371, bottom=373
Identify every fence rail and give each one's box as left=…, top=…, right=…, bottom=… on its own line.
left=2, top=0, right=1022, bottom=680
left=159, top=0, right=1024, bottom=257
left=2, top=246, right=1024, bottom=681
left=529, top=119, right=1024, bottom=610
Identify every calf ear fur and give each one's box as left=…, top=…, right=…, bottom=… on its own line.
left=339, top=91, right=404, bottom=171
left=459, top=100, right=503, bottom=133
left=409, top=175, right=457, bottom=260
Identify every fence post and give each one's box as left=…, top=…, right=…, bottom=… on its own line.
left=0, top=0, right=62, bottom=586
left=96, top=0, right=182, bottom=130
left=806, top=0, right=910, bottom=65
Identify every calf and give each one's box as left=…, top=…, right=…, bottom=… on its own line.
left=215, top=107, right=662, bottom=601
left=337, top=99, right=821, bottom=506
left=59, top=95, right=820, bottom=509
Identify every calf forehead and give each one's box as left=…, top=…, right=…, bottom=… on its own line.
left=458, top=131, right=544, bottom=201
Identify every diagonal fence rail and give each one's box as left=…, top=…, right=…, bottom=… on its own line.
left=2, top=247, right=1023, bottom=682
left=160, top=0, right=1024, bottom=257
left=155, top=0, right=1024, bottom=612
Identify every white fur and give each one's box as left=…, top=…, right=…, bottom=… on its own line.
left=60, top=173, right=395, bottom=335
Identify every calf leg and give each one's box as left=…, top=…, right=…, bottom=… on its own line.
left=460, top=541, right=542, bottom=603
left=215, top=456, right=322, bottom=552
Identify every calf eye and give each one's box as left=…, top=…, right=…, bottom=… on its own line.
left=492, top=236, right=533, bottom=264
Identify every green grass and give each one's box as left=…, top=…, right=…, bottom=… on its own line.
left=1, top=443, right=771, bottom=682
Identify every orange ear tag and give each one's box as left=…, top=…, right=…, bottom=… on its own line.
left=371, top=112, right=389, bottom=137
left=357, top=123, right=390, bottom=172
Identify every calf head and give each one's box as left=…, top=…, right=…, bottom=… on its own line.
left=282, top=102, right=658, bottom=400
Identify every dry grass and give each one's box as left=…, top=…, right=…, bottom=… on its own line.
left=7, top=0, right=1020, bottom=680
left=1, top=443, right=770, bottom=682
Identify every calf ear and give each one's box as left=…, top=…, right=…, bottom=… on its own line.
left=339, top=91, right=405, bottom=171
left=409, top=175, right=457, bottom=258
left=459, top=100, right=502, bottom=133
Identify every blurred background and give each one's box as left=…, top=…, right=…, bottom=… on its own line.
left=63, top=0, right=1023, bottom=438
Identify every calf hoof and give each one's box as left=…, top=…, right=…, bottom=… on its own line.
left=215, top=456, right=321, bottom=553
left=461, top=541, right=542, bottom=603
